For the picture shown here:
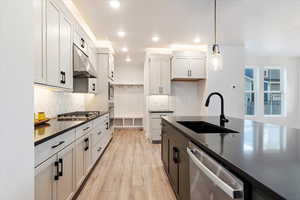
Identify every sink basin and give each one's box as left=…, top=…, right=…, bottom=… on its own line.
left=177, top=121, right=238, bottom=134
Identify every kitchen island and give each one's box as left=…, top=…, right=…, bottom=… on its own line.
left=162, top=116, right=299, bottom=200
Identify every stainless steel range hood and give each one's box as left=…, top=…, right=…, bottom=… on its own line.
left=73, top=44, right=97, bottom=78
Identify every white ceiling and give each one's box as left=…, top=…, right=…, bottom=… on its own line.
left=72, top=0, right=300, bottom=65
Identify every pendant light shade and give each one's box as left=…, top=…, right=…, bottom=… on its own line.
left=211, top=44, right=223, bottom=71
left=210, top=0, right=223, bottom=71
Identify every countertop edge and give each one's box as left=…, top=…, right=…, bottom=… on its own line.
left=34, top=111, right=109, bottom=146
left=161, top=117, right=286, bottom=200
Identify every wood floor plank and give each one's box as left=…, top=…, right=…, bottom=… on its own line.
left=76, top=129, right=176, bottom=200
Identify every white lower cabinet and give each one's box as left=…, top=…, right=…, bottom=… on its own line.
left=149, top=112, right=173, bottom=141
left=75, top=134, right=92, bottom=189
left=35, top=115, right=112, bottom=200
left=35, top=155, right=56, bottom=200
left=35, top=143, right=75, bottom=200
left=56, top=144, right=76, bottom=200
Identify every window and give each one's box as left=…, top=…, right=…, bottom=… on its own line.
left=264, top=68, right=283, bottom=115
left=244, top=68, right=256, bottom=115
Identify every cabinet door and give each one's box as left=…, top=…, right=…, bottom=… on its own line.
left=149, top=57, right=161, bottom=94
left=35, top=154, right=57, bottom=200
left=108, top=54, right=114, bottom=80
left=189, top=58, right=206, bottom=79
left=160, top=56, right=171, bottom=95
left=88, top=78, right=97, bottom=94
left=172, top=58, right=189, bottom=79
left=57, top=144, right=75, bottom=200
left=84, top=134, right=93, bottom=173
left=169, top=140, right=179, bottom=194
left=59, top=14, right=73, bottom=89
left=161, top=130, right=169, bottom=173
left=46, top=0, right=60, bottom=86
left=75, top=136, right=85, bottom=188
left=178, top=151, right=190, bottom=200
left=34, top=0, right=44, bottom=84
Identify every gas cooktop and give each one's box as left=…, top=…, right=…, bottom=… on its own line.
left=57, top=111, right=101, bottom=121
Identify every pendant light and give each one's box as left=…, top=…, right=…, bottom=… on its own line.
left=210, top=0, right=223, bottom=71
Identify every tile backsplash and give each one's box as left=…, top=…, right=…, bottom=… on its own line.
left=34, top=86, right=89, bottom=118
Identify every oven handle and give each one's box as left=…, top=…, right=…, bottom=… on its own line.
left=187, top=147, right=243, bottom=199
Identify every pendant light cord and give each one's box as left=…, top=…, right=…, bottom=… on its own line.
left=214, top=0, right=217, bottom=44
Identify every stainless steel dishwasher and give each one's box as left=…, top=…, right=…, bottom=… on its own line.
left=187, top=142, right=244, bottom=200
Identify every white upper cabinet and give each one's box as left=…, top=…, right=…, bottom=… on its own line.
left=108, top=54, right=115, bottom=81
left=34, top=0, right=74, bottom=89
left=74, top=29, right=89, bottom=55
left=46, top=0, right=60, bottom=87
left=148, top=55, right=171, bottom=95
left=171, top=53, right=206, bottom=80
left=33, top=0, right=44, bottom=84
left=59, top=14, right=73, bottom=89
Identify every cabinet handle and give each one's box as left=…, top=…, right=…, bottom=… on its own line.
left=84, top=138, right=89, bottom=151
left=190, top=70, right=192, bottom=77
left=60, top=71, right=66, bottom=84
left=80, top=38, right=85, bottom=48
left=54, top=161, right=59, bottom=181
left=92, top=83, right=96, bottom=91
left=51, top=141, right=65, bottom=149
left=106, top=122, right=109, bottom=130
left=58, top=158, right=63, bottom=177
left=173, top=147, right=180, bottom=164
left=97, top=147, right=102, bottom=152
left=83, top=127, right=90, bottom=131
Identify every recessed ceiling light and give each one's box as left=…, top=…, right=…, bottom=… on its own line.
left=117, top=31, right=126, bottom=38
left=122, top=47, right=128, bottom=52
left=194, top=37, right=201, bottom=43
left=110, top=0, right=120, bottom=9
left=152, top=36, right=160, bottom=42
left=125, top=57, right=131, bottom=62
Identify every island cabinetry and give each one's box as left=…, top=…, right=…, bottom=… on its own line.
left=161, top=121, right=190, bottom=200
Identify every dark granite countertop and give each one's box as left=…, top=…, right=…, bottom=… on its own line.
left=34, top=111, right=109, bottom=146
left=162, top=116, right=300, bottom=200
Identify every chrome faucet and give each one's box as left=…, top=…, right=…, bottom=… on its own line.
left=205, top=92, right=229, bottom=126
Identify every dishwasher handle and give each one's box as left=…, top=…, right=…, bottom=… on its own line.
left=187, top=147, right=243, bottom=199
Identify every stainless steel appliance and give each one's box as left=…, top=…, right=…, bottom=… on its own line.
left=108, top=81, right=114, bottom=101
left=108, top=102, right=114, bottom=128
left=187, top=142, right=244, bottom=200
left=73, top=45, right=97, bottom=78
left=73, top=44, right=98, bottom=93
left=57, top=111, right=101, bottom=121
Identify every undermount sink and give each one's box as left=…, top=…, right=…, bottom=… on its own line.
left=177, top=121, right=238, bottom=134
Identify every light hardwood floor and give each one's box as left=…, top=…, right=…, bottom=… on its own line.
left=77, top=129, right=177, bottom=200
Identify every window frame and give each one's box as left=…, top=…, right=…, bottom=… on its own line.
left=244, top=67, right=258, bottom=117
left=263, top=67, right=285, bottom=117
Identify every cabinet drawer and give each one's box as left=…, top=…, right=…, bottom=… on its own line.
left=92, top=116, right=104, bottom=127
left=91, top=140, right=103, bottom=164
left=150, top=118, right=162, bottom=130
left=76, top=121, right=93, bottom=139
left=35, top=129, right=75, bottom=167
left=91, top=127, right=105, bottom=147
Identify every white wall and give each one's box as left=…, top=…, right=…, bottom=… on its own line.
left=201, top=45, right=245, bottom=118
left=245, top=55, right=300, bottom=128
left=34, top=86, right=88, bottom=117
left=171, top=81, right=203, bottom=116
left=0, top=0, right=34, bottom=199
